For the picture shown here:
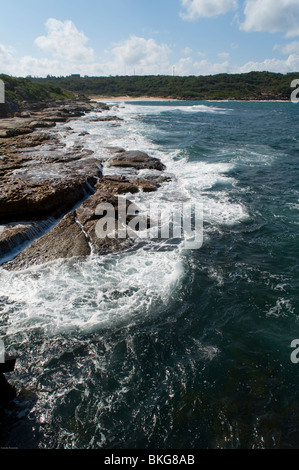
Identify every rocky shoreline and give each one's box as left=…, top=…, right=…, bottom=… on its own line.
left=0, top=98, right=170, bottom=270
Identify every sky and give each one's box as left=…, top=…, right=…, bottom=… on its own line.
left=1, top=0, right=299, bottom=77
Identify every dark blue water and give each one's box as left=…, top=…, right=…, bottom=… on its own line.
left=0, top=100, right=298, bottom=449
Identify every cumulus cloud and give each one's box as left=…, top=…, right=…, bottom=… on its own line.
left=274, top=41, right=299, bottom=55
left=181, top=0, right=299, bottom=38
left=0, top=44, right=15, bottom=70
left=110, top=35, right=171, bottom=75
left=35, top=18, right=95, bottom=62
left=2, top=15, right=299, bottom=79
left=183, top=47, right=193, bottom=56
left=241, top=0, right=299, bottom=37
left=234, top=54, right=299, bottom=74
left=174, top=56, right=231, bottom=75
left=218, top=52, right=231, bottom=60
left=180, top=0, right=238, bottom=19
left=0, top=29, right=172, bottom=77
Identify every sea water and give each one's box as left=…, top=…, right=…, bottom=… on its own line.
left=0, top=100, right=298, bottom=449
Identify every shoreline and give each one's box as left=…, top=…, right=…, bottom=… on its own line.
left=0, top=97, right=169, bottom=269
left=91, top=95, right=181, bottom=102
left=92, top=95, right=290, bottom=103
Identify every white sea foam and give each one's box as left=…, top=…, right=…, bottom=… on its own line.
left=103, top=101, right=231, bottom=116
left=266, top=298, right=295, bottom=318
left=0, top=100, right=249, bottom=337
left=0, top=247, right=185, bottom=336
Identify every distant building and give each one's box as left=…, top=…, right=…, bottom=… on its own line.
left=70, top=74, right=81, bottom=78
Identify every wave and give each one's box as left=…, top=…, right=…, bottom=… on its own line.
left=0, top=246, right=185, bottom=337
left=116, top=102, right=232, bottom=115
left=0, top=100, right=248, bottom=339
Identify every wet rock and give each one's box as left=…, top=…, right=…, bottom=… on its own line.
left=0, top=118, right=35, bottom=138
left=0, top=136, right=95, bottom=176
left=18, top=111, right=32, bottom=118
left=109, top=150, right=166, bottom=171
left=29, top=120, right=57, bottom=129
left=75, top=191, right=138, bottom=255
left=0, top=219, right=56, bottom=261
left=0, top=158, right=103, bottom=222
left=0, top=132, right=53, bottom=156
left=95, top=175, right=159, bottom=195
left=0, top=98, right=171, bottom=265
left=146, top=174, right=172, bottom=184
left=0, top=127, right=34, bottom=138
left=88, top=116, right=123, bottom=122
left=95, top=102, right=111, bottom=111
left=5, top=212, right=91, bottom=270
left=0, top=98, right=110, bottom=134
left=41, top=115, right=69, bottom=123
left=136, top=179, right=159, bottom=192
left=0, top=223, right=37, bottom=259
left=95, top=176, right=139, bottom=195
left=104, top=146, right=126, bottom=154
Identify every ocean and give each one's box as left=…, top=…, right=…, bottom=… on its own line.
left=0, top=99, right=298, bottom=449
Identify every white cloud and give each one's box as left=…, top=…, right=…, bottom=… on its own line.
left=0, top=32, right=172, bottom=77
left=218, top=52, right=231, bottom=60
left=183, top=47, right=193, bottom=56
left=234, top=54, right=299, bottom=73
left=0, top=44, right=15, bottom=70
left=174, top=56, right=231, bottom=75
left=110, top=35, right=171, bottom=75
left=173, top=47, right=299, bottom=76
left=181, top=0, right=238, bottom=19
left=1, top=16, right=299, bottom=79
left=241, top=0, right=299, bottom=37
left=35, top=18, right=95, bottom=62
left=274, top=41, right=299, bottom=55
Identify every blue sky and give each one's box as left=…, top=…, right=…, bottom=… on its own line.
left=1, top=0, right=299, bottom=76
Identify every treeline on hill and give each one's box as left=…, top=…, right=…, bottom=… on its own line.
left=0, top=74, right=75, bottom=103
left=30, top=72, right=299, bottom=100
left=0, top=74, right=75, bottom=117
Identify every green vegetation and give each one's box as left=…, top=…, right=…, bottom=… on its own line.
left=0, top=74, right=75, bottom=104
left=30, top=72, right=299, bottom=100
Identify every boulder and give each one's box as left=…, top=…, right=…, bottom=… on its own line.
left=0, top=118, right=36, bottom=138
left=109, top=150, right=166, bottom=171
left=88, top=116, right=123, bottom=122
left=4, top=212, right=91, bottom=270
left=0, top=222, right=38, bottom=260
left=104, top=146, right=126, bottom=154
left=95, top=175, right=159, bottom=195
left=75, top=191, right=138, bottom=255
left=29, top=120, right=56, bottom=129
left=0, top=127, right=34, bottom=138
left=0, top=158, right=103, bottom=222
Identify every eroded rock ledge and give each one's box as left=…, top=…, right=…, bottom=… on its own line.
left=0, top=98, right=171, bottom=269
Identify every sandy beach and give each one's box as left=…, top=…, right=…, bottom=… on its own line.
left=90, top=95, right=180, bottom=102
